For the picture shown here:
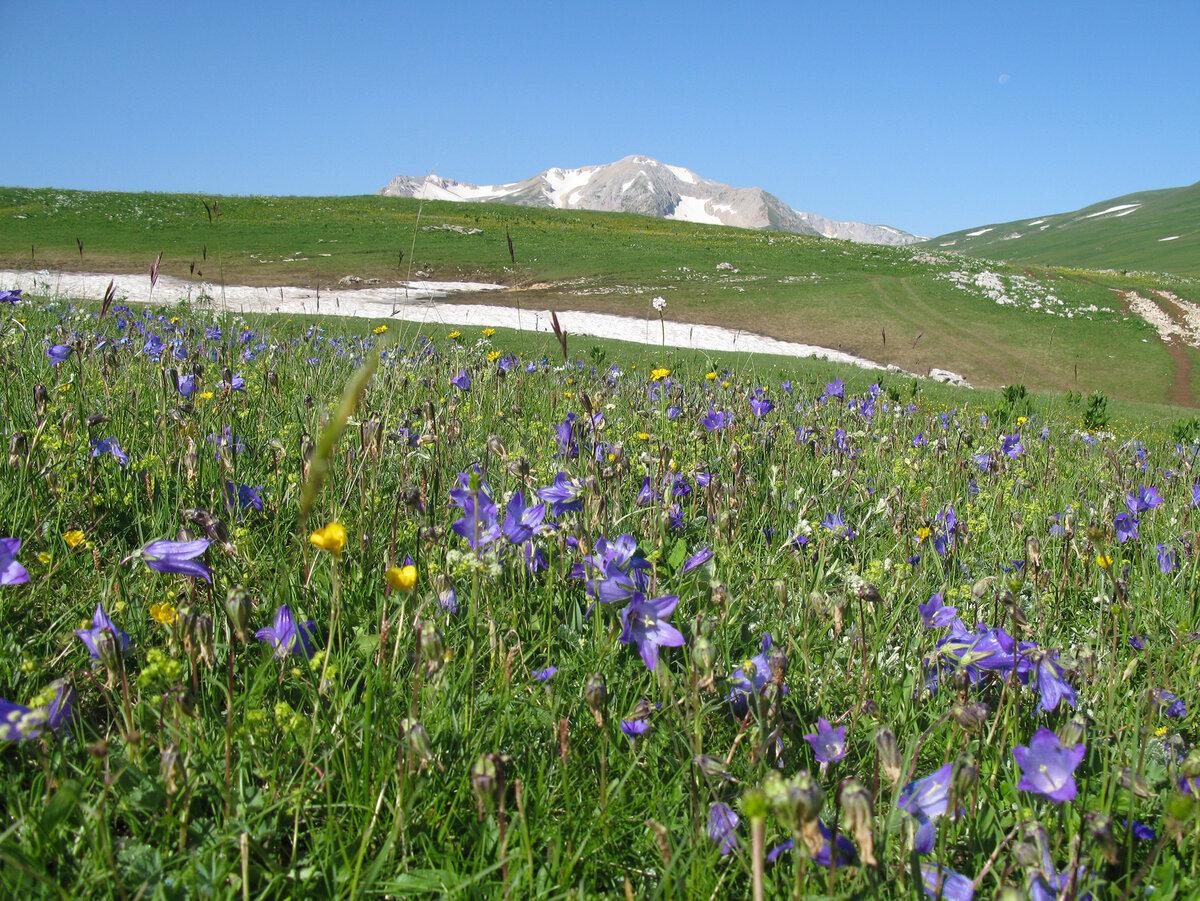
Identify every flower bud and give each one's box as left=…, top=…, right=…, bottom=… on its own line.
left=1116, top=767, right=1155, bottom=800
left=739, top=786, right=769, bottom=820
left=875, top=726, right=902, bottom=785
left=693, top=754, right=732, bottom=782
left=225, top=585, right=252, bottom=643
left=948, top=753, right=979, bottom=818
left=1059, top=713, right=1088, bottom=747
left=1085, top=812, right=1117, bottom=864
left=160, top=744, right=183, bottom=794
left=787, top=771, right=826, bottom=855
left=951, top=700, right=990, bottom=732
left=400, top=718, right=435, bottom=765
left=418, top=621, right=444, bottom=674
left=584, top=673, right=608, bottom=727
left=838, top=779, right=876, bottom=865
left=857, top=583, right=881, bottom=604
left=692, top=634, right=715, bottom=683
left=471, top=753, right=505, bottom=818
left=7, top=432, right=28, bottom=468
left=768, top=648, right=788, bottom=684
left=1026, top=536, right=1042, bottom=567
left=33, top=383, right=51, bottom=412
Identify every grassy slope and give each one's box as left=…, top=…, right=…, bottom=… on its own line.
left=3, top=186, right=1199, bottom=406
left=925, top=181, right=1200, bottom=275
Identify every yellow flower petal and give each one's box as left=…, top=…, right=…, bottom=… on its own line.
left=310, top=522, right=347, bottom=555
left=386, top=564, right=418, bottom=593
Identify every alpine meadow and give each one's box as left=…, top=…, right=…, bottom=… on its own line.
left=1, top=183, right=1199, bottom=901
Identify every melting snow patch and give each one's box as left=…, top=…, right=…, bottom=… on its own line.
left=965, top=227, right=993, bottom=237
left=1082, top=203, right=1140, bottom=219
left=1026, top=219, right=1047, bottom=226
left=664, top=164, right=697, bottom=184
left=1160, top=235, right=1182, bottom=242
left=666, top=196, right=724, bottom=226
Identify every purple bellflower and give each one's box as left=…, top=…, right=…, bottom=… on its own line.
left=804, top=717, right=847, bottom=763
left=921, top=864, right=975, bottom=901
left=0, top=538, right=30, bottom=586
left=1031, top=650, right=1077, bottom=713
left=225, top=482, right=264, bottom=515
left=256, top=604, right=317, bottom=659
left=707, top=803, right=740, bottom=855
left=75, top=604, right=131, bottom=660
left=1013, top=727, right=1085, bottom=802
left=536, top=472, right=584, bottom=516
left=46, top=343, right=73, bottom=366
left=918, top=593, right=958, bottom=628
left=141, top=537, right=213, bottom=582
left=502, top=490, right=548, bottom=544
left=91, top=438, right=129, bottom=467
left=618, top=593, right=684, bottom=670
left=0, top=680, right=75, bottom=741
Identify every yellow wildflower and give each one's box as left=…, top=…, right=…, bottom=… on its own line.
left=63, top=530, right=86, bottom=548
left=386, top=564, right=418, bottom=593
left=706, top=371, right=717, bottom=380
left=1096, top=554, right=1113, bottom=569
left=481, top=328, right=495, bottom=337
left=310, top=522, right=347, bottom=555
left=150, top=602, right=177, bottom=625
left=915, top=527, right=931, bottom=544
left=448, top=331, right=462, bottom=341
left=650, top=367, right=670, bottom=381
left=372, top=325, right=388, bottom=335
left=637, top=432, right=651, bottom=441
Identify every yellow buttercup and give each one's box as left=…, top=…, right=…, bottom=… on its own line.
left=310, top=522, right=347, bottom=555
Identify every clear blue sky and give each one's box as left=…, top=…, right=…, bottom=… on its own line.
left=3, top=1, right=1197, bottom=237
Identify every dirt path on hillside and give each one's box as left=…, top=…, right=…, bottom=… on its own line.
left=1111, top=288, right=1196, bottom=405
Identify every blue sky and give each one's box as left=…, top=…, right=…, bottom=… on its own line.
left=3, top=1, right=1197, bottom=237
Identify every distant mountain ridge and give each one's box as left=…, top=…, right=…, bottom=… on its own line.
left=926, top=180, right=1200, bottom=275
left=377, top=155, right=923, bottom=246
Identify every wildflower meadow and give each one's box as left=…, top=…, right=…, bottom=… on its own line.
left=0, top=285, right=1197, bottom=899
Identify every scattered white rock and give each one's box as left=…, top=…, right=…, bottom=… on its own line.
left=929, top=368, right=972, bottom=388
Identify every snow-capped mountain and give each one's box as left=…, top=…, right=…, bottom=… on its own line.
left=377, top=156, right=923, bottom=246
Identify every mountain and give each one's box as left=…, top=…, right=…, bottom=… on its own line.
left=377, top=155, right=923, bottom=246
left=925, top=181, right=1200, bottom=275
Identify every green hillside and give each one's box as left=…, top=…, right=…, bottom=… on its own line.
left=4, top=186, right=1200, bottom=407
left=926, top=181, right=1200, bottom=275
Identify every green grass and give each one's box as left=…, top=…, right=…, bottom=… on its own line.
left=1, top=290, right=1199, bottom=898
left=926, top=180, right=1200, bottom=275
left=5, top=186, right=1200, bottom=407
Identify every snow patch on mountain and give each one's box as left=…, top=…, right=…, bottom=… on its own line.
left=1083, top=203, right=1140, bottom=219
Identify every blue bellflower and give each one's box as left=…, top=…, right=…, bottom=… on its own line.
left=256, top=604, right=317, bottom=658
